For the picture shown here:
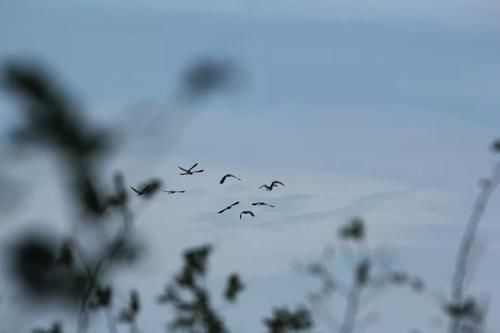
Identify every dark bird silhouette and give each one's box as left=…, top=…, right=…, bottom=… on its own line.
left=163, top=190, right=186, bottom=194
left=219, top=173, right=242, bottom=184
left=251, top=202, right=275, bottom=208
left=240, top=210, right=255, bottom=219
left=130, top=179, right=162, bottom=197
left=218, top=201, right=240, bottom=214
left=259, top=180, right=285, bottom=191
left=178, top=162, right=204, bottom=175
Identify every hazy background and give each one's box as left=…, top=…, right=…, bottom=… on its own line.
left=1, top=0, right=499, bottom=332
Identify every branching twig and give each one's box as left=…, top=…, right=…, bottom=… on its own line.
left=338, top=279, right=362, bottom=333
left=77, top=206, right=134, bottom=333
left=449, top=162, right=500, bottom=333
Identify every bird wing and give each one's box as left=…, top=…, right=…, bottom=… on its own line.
left=240, top=211, right=255, bottom=218
left=130, top=186, right=142, bottom=194
left=272, top=181, right=285, bottom=186
left=218, top=208, right=227, bottom=214
left=220, top=175, right=228, bottom=184
left=231, top=201, right=240, bottom=207
left=259, top=185, right=267, bottom=189
left=193, top=169, right=204, bottom=173
left=178, top=166, right=189, bottom=172
left=189, top=162, right=199, bottom=171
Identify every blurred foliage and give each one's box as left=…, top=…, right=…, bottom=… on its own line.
left=8, top=232, right=89, bottom=302
left=302, top=218, right=429, bottom=333
left=1, top=58, right=498, bottom=333
left=31, top=322, right=63, bottom=333
left=181, top=58, right=240, bottom=100
left=491, top=139, right=500, bottom=152
left=88, top=285, right=113, bottom=310
left=118, top=290, right=141, bottom=324
left=157, top=245, right=231, bottom=333
left=224, top=273, right=244, bottom=303
left=264, top=306, right=313, bottom=333
left=338, top=217, right=365, bottom=241
left=2, top=61, right=111, bottom=217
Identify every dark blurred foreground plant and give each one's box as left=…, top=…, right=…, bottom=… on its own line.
left=1, top=61, right=498, bottom=333
left=157, top=245, right=240, bottom=333
left=1, top=61, right=157, bottom=333
left=445, top=145, right=500, bottom=333
left=264, top=306, right=313, bottom=333
left=301, top=217, right=425, bottom=333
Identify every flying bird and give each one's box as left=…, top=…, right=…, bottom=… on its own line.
left=239, top=210, right=255, bottom=219
left=218, top=201, right=240, bottom=214
left=219, top=173, right=241, bottom=184
left=130, top=179, right=162, bottom=197
left=178, top=162, right=204, bottom=175
left=259, top=180, right=285, bottom=191
left=163, top=190, right=186, bottom=194
left=251, top=202, right=275, bottom=208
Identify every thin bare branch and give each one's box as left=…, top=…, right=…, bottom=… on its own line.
left=449, top=162, right=500, bottom=333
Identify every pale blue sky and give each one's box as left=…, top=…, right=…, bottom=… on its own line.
left=1, top=1, right=500, bottom=332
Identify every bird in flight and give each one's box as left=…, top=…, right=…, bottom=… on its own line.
left=163, top=190, right=186, bottom=194
left=218, top=201, right=240, bottom=214
left=219, top=173, right=242, bottom=184
left=251, top=202, right=275, bottom=208
left=178, top=162, right=204, bottom=175
left=130, top=179, right=162, bottom=197
left=240, top=210, right=255, bottom=219
left=259, top=180, right=285, bottom=191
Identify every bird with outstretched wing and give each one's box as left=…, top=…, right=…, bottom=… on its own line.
left=240, top=210, right=255, bottom=219
left=178, top=162, right=204, bottom=175
left=218, top=201, right=240, bottom=214
left=130, top=179, right=162, bottom=197
left=259, top=180, right=285, bottom=191
left=163, top=190, right=186, bottom=194
left=251, top=202, right=275, bottom=208
left=219, top=173, right=242, bottom=184
left=270, top=180, right=285, bottom=188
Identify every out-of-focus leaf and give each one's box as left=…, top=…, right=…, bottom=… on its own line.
left=264, top=306, right=313, bottom=333
left=339, top=217, right=365, bottom=241
left=224, top=273, right=244, bottom=303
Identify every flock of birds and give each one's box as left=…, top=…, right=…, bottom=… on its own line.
left=130, top=162, right=285, bottom=220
